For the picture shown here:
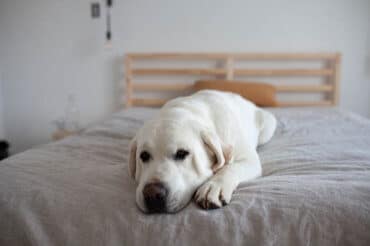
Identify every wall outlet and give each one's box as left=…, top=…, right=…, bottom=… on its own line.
left=91, top=3, right=100, bottom=18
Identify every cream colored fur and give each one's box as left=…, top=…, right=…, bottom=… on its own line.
left=129, top=90, right=276, bottom=213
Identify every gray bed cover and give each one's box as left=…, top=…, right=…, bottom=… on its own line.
left=1, top=107, right=370, bottom=246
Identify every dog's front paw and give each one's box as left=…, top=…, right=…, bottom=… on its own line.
left=194, top=179, right=234, bottom=210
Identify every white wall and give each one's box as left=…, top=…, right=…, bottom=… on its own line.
left=0, top=0, right=369, bottom=153
left=0, top=71, right=5, bottom=139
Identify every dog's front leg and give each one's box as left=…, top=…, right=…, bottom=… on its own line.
left=194, top=149, right=262, bottom=210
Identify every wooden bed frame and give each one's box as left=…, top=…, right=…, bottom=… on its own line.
left=124, top=52, right=341, bottom=107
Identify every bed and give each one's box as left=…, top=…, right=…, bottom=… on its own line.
left=1, top=53, right=370, bottom=246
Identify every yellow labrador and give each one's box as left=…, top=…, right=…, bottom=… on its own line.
left=129, top=90, right=276, bottom=213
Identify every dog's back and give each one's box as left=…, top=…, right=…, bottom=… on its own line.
left=161, top=90, right=271, bottom=151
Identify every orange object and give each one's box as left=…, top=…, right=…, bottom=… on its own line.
left=194, top=80, right=278, bottom=107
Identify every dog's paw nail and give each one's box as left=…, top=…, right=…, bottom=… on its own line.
left=196, top=199, right=206, bottom=209
left=208, top=202, right=220, bottom=210
left=197, top=199, right=221, bottom=210
left=199, top=199, right=205, bottom=208
left=219, top=194, right=228, bottom=206
left=220, top=199, right=227, bottom=206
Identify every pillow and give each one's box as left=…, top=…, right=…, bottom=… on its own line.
left=193, top=80, right=277, bottom=107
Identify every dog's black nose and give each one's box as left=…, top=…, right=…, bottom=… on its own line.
left=143, top=182, right=168, bottom=213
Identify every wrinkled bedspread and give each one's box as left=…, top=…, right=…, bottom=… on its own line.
left=1, top=107, right=370, bottom=246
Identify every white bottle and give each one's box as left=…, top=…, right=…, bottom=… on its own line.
left=64, top=94, right=80, bottom=132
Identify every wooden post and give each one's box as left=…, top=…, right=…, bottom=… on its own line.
left=225, top=57, right=234, bottom=80
left=125, top=56, right=133, bottom=108
left=332, top=53, right=341, bottom=105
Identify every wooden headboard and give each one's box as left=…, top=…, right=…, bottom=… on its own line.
left=124, top=52, right=341, bottom=107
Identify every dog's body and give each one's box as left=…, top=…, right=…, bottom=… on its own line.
left=129, top=90, right=276, bottom=213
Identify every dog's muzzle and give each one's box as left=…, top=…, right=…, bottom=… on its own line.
left=143, top=182, right=168, bottom=213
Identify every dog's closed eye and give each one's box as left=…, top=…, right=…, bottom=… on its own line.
left=174, top=149, right=189, bottom=161
left=140, top=151, right=151, bottom=163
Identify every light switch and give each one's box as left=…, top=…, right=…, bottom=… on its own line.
left=91, top=3, right=100, bottom=18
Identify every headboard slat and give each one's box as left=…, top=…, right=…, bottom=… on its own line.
left=132, top=83, right=193, bottom=92
left=234, top=69, right=333, bottom=76
left=277, top=100, right=332, bottom=107
left=276, top=85, right=333, bottom=92
left=132, top=68, right=226, bottom=76
left=128, top=52, right=337, bottom=60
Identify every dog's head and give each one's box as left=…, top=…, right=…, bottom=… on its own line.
left=129, top=118, right=231, bottom=213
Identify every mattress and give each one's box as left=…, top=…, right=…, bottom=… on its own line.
left=1, top=107, right=370, bottom=246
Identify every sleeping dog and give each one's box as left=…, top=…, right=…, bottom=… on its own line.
left=129, top=90, right=276, bottom=213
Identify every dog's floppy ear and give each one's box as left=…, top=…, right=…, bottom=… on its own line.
left=128, top=137, right=140, bottom=181
left=201, top=131, right=232, bottom=172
